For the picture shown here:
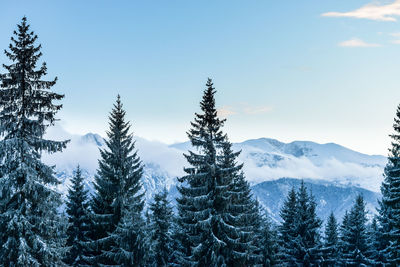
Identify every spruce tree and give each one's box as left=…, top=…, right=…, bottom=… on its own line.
left=148, top=188, right=174, bottom=267
left=293, top=181, right=322, bottom=266
left=65, top=165, right=92, bottom=266
left=0, top=17, right=69, bottom=266
left=177, top=78, right=247, bottom=266
left=340, top=195, right=371, bottom=266
left=338, top=210, right=351, bottom=265
left=278, top=187, right=298, bottom=265
left=219, top=140, right=262, bottom=265
left=256, top=211, right=278, bottom=267
left=366, top=217, right=385, bottom=265
left=90, top=95, right=144, bottom=265
left=378, top=104, right=400, bottom=265
left=105, top=193, right=148, bottom=266
left=322, top=212, right=339, bottom=266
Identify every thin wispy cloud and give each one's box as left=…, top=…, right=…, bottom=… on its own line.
left=217, top=104, right=272, bottom=118
left=338, top=38, right=381, bottom=47
left=391, top=39, right=400, bottom=44
left=218, top=106, right=237, bottom=118
left=322, top=0, right=400, bottom=21
left=243, top=105, right=273, bottom=115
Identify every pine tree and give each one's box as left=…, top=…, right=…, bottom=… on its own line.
left=105, top=193, right=148, bottom=266
left=366, top=217, right=385, bottom=266
left=338, top=210, right=351, bottom=265
left=322, top=212, right=339, bottom=266
left=90, top=95, right=145, bottom=265
left=177, top=78, right=247, bottom=266
left=340, top=195, right=371, bottom=266
left=278, top=183, right=322, bottom=266
left=377, top=104, right=400, bottom=265
left=148, top=188, right=173, bottom=267
left=293, top=181, right=322, bottom=266
left=278, top=187, right=298, bottom=265
left=219, top=140, right=262, bottom=266
left=0, top=17, right=69, bottom=266
left=256, top=211, right=278, bottom=267
left=64, top=165, right=92, bottom=266
left=169, top=215, right=188, bottom=267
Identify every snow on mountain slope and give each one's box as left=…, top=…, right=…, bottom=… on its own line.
left=43, top=127, right=185, bottom=201
left=43, top=126, right=387, bottom=202
left=172, top=138, right=386, bottom=192
left=251, top=178, right=380, bottom=223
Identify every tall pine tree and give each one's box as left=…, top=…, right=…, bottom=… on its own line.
left=293, top=181, right=322, bottom=266
left=278, top=183, right=322, bottom=266
left=256, top=210, right=278, bottom=267
left=378, top=104, right=400, bottom=265
left=90, top=95, right=145, bottom=265
left=0, top=17, right=69, bottom=266
left=278, top=187, right=298, bottom=265
left=322, top=212, right=339, bottom=266
left=340, top=195, right=372, bottom=266
left=366, top=217, right=385, bottom=265
left=65, top=165, right=92, bottom=266
left=177, top=78, right=257, bottom=266
left=219, top=140, right=262, bottom=265
left=148, top=188, right=174, bottom=267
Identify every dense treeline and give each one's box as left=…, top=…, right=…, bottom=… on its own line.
left=1, top=17, right=400, bottom=267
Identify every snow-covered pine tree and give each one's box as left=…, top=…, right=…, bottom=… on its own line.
left=340, top=195, right=372, bottom=266
left=366, top=217, right=385, bottom=265
left=218, top=140, right=262, bottom=265
left=278, top=187, right=298, bottom=265
left=322, top=212, right=339, bottom=266
left=64, top=165, right=92, bottom=266
left=256, top=210, right=278, bottom=267
left=338, top=210, right=351, bottom=265
left=377, top=104, right=400, bottom=265
left=169, top=215, right=188, bottom=267
left=148, top=188, right=173, bottom=267
left=0, top=17, right=69, bottom=266
left=90, top=95, right=145, bottom=265
left=177, top=78, right=242, bottom=266
left=293, top=181, right=322, bottom=266
left=105, top=192, right=148, bottom=266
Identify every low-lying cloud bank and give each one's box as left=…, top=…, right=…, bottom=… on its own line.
left=43, top=125, right=386, bottom=193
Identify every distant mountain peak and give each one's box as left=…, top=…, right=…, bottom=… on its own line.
left=80, top=133, right=105, bottom=147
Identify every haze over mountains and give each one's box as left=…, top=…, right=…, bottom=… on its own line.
left=43, top=126, right=387, bottom=221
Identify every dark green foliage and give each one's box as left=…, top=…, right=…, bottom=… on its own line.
left=322, top=212, right=339, bottom=266
left=256, top=211, right=278, bottom=267
left=149, top=188, right=174, bottom=267
left=105, top=194, right=147, bottom=266
left=278, top=182, right=322, bottom=266
left=378, top=104, right=400, bottom=265
left=90, top=95, right=145, bottom=265
left=219, top=141, right=262, bottom=266
left=278, top=187, right=298, bottom=265
left=177, top=79, right=263, bottom=266
left=177, top=78, right=232, bottom=266
left=366, top=217, right=385, bottom=265
left=339, top=195, right=372, bottom=266
left=65, top=165, right=92, bottom=266
left=0, top=17, right=68, bottom=266
left=294, top=181, right=322, bottom=266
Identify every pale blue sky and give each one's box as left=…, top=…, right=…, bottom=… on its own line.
left=1, top=0, right=400, bottom=155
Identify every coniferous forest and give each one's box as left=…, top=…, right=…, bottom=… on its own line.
left=1, top=17, right=400, bottom=267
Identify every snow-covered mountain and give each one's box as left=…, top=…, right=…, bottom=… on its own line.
left=172, top=137, right=386, bottom=192
left=43, top=129, right=387, bottom=218
left=251, top=178, right=380, bottom=223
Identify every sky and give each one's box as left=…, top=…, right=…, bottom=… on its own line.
left=1, top=0, right=400, bottom=155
